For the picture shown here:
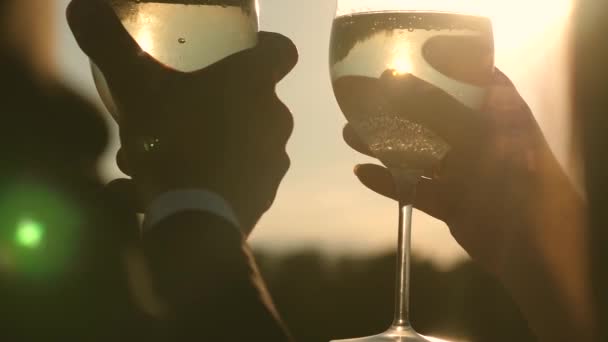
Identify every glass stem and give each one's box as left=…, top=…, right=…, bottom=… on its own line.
left=393, top=202, right=414, bottom=328
left=390, top=170, right=418, bottom=329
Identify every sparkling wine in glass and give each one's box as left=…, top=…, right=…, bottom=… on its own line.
left=329, top=1, right=494, bottom=341
left=91, top=0, right=259, bottom=121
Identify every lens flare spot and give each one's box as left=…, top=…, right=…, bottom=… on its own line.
left=15, top=218, right=44, bottom=249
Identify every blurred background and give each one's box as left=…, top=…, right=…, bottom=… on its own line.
left=47, top=0, right=575, bottom=340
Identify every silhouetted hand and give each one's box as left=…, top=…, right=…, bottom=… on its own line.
left=340, top=70, right=596, bottom=341
left=67, top=0, right=297, bottom=234
left=338, top=70, right=576, bottom=275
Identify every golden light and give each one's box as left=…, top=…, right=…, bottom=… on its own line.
left=387, top=43, right=413, bottom=76
left=389, top=56, right=412, bottom=76
left=135, top=29, right=155, bottom=55
left=422, top=336, right=457, bottom=342
left=483, top=0, right=572, bottom=54
left=360, top=0, right=573, bottom=55
left=127, top=10, right=157, bottom=55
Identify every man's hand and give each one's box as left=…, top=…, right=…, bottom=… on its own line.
left=67, top=0, right=298, bottom=234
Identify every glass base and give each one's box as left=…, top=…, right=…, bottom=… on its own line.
left=331, top=325, right=442, bottom=342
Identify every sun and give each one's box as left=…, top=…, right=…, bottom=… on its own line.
left=389, top=56, right=413, bottom=76
left=387, top=41, right=413, bottom=75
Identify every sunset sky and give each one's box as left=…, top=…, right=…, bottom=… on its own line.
left=54, top=0, right=574, bottom=268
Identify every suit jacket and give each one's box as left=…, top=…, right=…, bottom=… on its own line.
left=140, top=210, right=293, bottom=341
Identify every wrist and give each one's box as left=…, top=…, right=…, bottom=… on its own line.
left=495, top=148, right=594, bottom=340
left=143, top=188, right=242, bottom=234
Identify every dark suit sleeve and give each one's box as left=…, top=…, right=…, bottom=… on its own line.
left=140, top=210, right=293, bottom=341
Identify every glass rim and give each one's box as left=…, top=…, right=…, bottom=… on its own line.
left=334, top=0, right=491, bottom=18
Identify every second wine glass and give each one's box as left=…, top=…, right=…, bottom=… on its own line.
left=329, top=0, right=495, bottom=341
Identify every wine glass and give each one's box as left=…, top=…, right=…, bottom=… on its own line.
left=329, top=1, right=495, bottom=341
left=91, top=0, right=259, bottom=121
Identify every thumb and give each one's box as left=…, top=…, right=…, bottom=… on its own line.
left=354, top=164, right=398, bottom=201
left=354, top=164, right=445, bottom=221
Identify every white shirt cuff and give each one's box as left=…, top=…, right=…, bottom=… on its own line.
left=142, top=189, right=241, bottom=233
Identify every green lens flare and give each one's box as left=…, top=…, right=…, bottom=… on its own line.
left=15, top=218, right=44, bottom=249
left=0, top=182, right=82, bottom=276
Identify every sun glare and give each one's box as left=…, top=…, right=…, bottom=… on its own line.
left=485, top=0, right=572, bottom=53
left=422, top=336, right=450, bottom=342
left=135, top=29, right=155, bottom=54
left=365, top=0, right=572, bottom=55
left=389, top=56, right=412, bottom=75
left=388, top=42, right=413, bottom=75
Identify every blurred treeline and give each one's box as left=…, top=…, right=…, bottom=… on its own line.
left=254, top=250, right=536, bottom=342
